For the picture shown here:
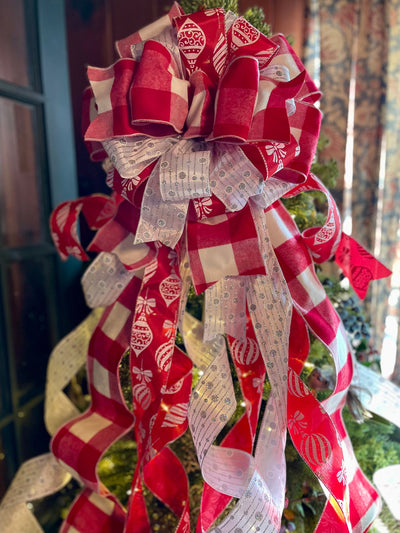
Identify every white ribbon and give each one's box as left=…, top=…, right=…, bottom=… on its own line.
left=0, top=309, right=104, bottom=533
left=0, top=454, right=71, bottom=533
left=181, top=198, right=292, bottom=532
left=82, top=252, right=135, bottom=308
left=203, top=277, right=247, bottom=342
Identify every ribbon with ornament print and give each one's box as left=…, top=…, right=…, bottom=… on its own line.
left=43, top=4, right=394, bottom=533
left=266, top=202, right=381, bottom=531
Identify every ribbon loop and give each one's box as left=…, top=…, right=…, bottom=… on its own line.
left=130, top=39, right=189, bottom=133
left=159, top=139, right=211, bottom=201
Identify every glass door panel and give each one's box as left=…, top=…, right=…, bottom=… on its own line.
left=6, top=258, right=57, bottom=404
left=0, top=0, right=31, bottom=87
left=0, top=97, right=43, bottom=248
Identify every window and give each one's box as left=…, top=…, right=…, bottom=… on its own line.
left=0, top=0, right=81, bottom=498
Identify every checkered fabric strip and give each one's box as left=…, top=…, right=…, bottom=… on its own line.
left=85, top=59, right=139, bottom=141
left=315, top=439, right=380, bottom=533
left=347, top=462, right=381, bottom=532
left=50, top=195, right=119, bottom=262
left=51, top=277, right=140, bottom=491
left=258, top=34, right=322, bottom=180
left=85, top=44, right=189, bottom=143
left=60, top=488, right=126, bottom=533
left=88, top=199, right=157, bottom=271
left=211, top=56, right=260, bottom=141
left=116, top=2, right=184, bottom=58
left=129, top=39, right=189, bottom=133
left=249, top=71, right=306, bottom=143
left=267, top=202, right=381, bottom=531
left=265, top=201, right=343, bottom=348
left=50, top=200, right=88, bottom=261
left=270, top=34, right=322, bottom=104
left=82, top=86, right=107, bottom=162
left=187, top=204, right=266, bottom=294
left=183, top=70, right=216, bottom=138
left=280, top=101, right=322, bottom=183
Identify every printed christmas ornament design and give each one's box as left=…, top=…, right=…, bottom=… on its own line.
left=130, top=314, right=153, bottom=356
left=300, top=433, right=332, bottom=467
left=231, top=337, right=260, bottom=365
left=177, top=18, right=206, bottom=71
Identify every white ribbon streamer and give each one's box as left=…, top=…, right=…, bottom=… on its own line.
left=159, top=139, right=211, bottom=201
left=373, top=465, right=400, bottom=520
left=353, top=362, right=400, bottom=427
left=252, top=177, right=296, bottom=210
left=182, top=312, right=224, bottom=371
left=82, top=252, right=135, bottom=308
left=135, top=163, right=189, bottom=248
left=210, top=144, right=264, bottom=211
left=0, top=454, right=71, bottom=533
left=103, top=136, right=178, bottom=180
left=203, top=277, right=247, bottom=342
left=45, top=308, right=104, bottom=436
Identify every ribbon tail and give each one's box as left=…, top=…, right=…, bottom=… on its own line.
left=335, top=233, right=392, bottom=299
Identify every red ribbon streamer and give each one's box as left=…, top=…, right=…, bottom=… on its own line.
left=335, top=233, right=392, bottom=299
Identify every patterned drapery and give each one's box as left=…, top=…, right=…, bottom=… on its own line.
left=303, top=0, right=400, bottom=379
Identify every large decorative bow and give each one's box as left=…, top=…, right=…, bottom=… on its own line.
left=45, top=4, right=391, bottom=533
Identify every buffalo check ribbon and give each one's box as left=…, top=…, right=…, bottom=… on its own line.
left=1, top=4, right=390, bottom=533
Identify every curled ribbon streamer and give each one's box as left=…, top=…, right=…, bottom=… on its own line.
left=124, top=248, right=193, bottom=533
left=198, top=323, right=267, bottom=530
left=0, top=309, right=104, bottom=533
left=50, top=194, right=121, bottom=261
left=0, top=454, right=71, bottom=533
left=82, top=252, right=136, bottom=308
left=203, top=277, right=247, bottom=341
left=265, top=203, right=380, bottom=530
left=373, top=465, right=400, bottom=521
left=353, top=361, right=400, bottom=427
left=185, top=204, right=292, bottom=532
left=284, top=172, right=342, bottom=263
left=45, top=308, right=104, bottom=436
left=51, top=278, right=142, bottom=533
